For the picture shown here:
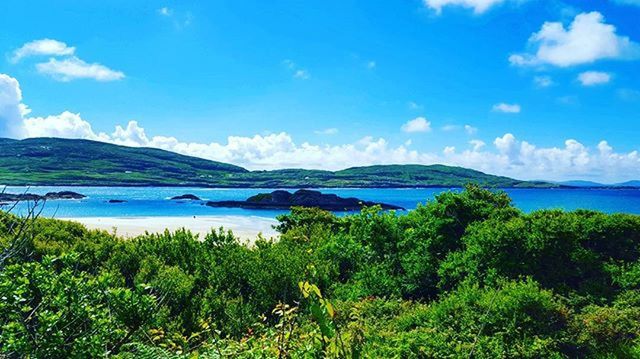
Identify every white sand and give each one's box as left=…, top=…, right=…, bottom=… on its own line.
left=60, top=215, right=279, bottom=241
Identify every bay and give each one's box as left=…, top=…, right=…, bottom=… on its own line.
left=3, top=186, right=640, bottom=219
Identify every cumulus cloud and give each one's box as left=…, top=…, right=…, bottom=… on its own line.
left=36, top=57, right=125, bottom=82
left=11, top=39, right=125, bottom=82
left=464, top=124, right=478, bottom=135
left=432, top=133, right=640, bottom=182
left=469, top=139, right=486, bottom=151
left=23, top=111, right=103, bottom=139
left=0, top=74, right=25, bottom=137
left=578, top=71, right=612, bottom=86
left=11, top=39, right=75, bottom=63
left=509, top=12, right=639, bottom=67
left=492, top=103, right=521, bottom=113
left=423, top=0, right=505, bottom=14
left=102, top=126, right=640, bottom=181
left=401, top=117, right=432, bottom=133
left=3, top=73, right=640, bottom=181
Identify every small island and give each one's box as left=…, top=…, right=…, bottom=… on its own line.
left=0, top=191, right=85, bottom=202
left=171, top=194, right=202, bottom=201
left=205, top=189, right=404, bottom=211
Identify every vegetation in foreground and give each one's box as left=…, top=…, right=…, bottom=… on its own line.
left=1, top=185, right=640, bottom=357
left=0, top=137, right=554, bottom=188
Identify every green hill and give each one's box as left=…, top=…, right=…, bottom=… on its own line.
left=0, top=137, right=246, bottom=186
left=0, top=137, right=555, bottom=188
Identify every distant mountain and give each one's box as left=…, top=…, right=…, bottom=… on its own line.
left=556, top=180, right=640, bottom=188
left=557, top=180, right=606, bottom=187
left=616, top=180, right=640, bottom=187
left=0, top=137, right=558, bottom=188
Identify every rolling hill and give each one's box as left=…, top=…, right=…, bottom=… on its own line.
left=557, top=180, right=640, bottom=188
left=0, top=137, right=557, bottom=188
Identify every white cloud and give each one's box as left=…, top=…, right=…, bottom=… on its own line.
left=492, top=103, right=521, bottom=113
left=111, top=121, right=150, bottom=146
left=157, top=7, right=192, bottom=28
left=11, top=39, right=75, bottom=63
left=443, top=146, right=456, bottom=155
left=294, top=70, right=309, bottom=80
left=4, top=72, right=640, bottom=182
left=314, top=128, right=338, bottom=135
left=53, top=123, right=640, bottom=181
left=464, top=124, right=478, bottom=135
left=11, top=39, right=125, bottom=82
left=469, top=139, right=486, bottom=151
left=423, top=0, right=505, bottom=14
left=578, top=71, right=612, bottom=86
left=494, top=133, right=519, bottom=158
left=283, top=60, right=310, bottom=80
left=0, top=74, right=24, bottom=138
left=509, top=12, right=640, bottom=67
left=366, top=61, right=376, bottom=69
left=36, top=57, right=125, bottom=82
left=408, top=101, right=423, bottom=110
left=158, top=7, right=172, bottom=16
left=19, top=104, right=32, bottom=117
left=401, top=117, right=432, bottom=133
left=534, top=75, right=554, bottom=88
left=23, top=111, right=103, bottom=139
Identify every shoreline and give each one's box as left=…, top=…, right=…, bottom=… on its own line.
left=3, top=184, right=639, bottom=190
left=61, top=215, right=279, bottom=242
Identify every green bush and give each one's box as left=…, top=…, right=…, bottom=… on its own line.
left=1, top=185, right=640, bottom=357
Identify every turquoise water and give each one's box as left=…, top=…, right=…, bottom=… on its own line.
left=3, top=186, right=640, bottom=219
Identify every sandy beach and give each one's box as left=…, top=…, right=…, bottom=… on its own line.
left=61, top=215, right=279, bottom=241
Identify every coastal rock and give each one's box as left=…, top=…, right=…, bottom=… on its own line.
left=171, top=194, right=202, bottom=201
left=205, top=189, right=404, bottom=211
left=0, top=191, right=85, bottom=202
left=44, top=191, right=86, bottom=200
left=108, top=199, right=127, bottom=203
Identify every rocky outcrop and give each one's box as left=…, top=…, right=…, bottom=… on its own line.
left=171, top=194, right=202, bottom=201
left=107, top=199, right=127, bottom=203
left=0, top=191, right=85, bottom=202
left=205, top=189, right=404, bottom=211
left=44, top=191, right=86, bottom=200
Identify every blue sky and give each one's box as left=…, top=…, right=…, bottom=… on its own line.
left=0, top=0, right=639, bottom=181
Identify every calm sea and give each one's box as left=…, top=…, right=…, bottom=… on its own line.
left=3, top=186, right=640, bottom=219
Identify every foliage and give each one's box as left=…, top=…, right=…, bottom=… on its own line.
left=1, top=185, right=640, bottom=357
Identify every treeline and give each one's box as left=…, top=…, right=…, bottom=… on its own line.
left=1, top=185, right=640, bottom=357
